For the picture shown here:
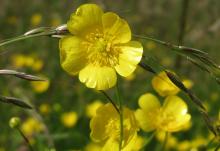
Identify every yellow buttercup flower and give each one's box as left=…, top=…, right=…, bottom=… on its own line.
left=21, top=117, right=44, bottom=136
left=11, top=54, right=44, bottom=71
left=90, top=103, right=139, bottom=150
left=31, top=79, right=50, bottom=93
left=60, top=111, right=78, bottom=128
left=156, top=131, right=177, bottom=149
left=39, top=103, right=51, bottom=115
left=152, top=71, right=193, bottom=97
left=86, top=100, right=104, bottom=118
left=135, top=93, right=191, bottom=132
left=59, top=4, right=143, bottom=90
left=31, top=13, right=42, bottom=26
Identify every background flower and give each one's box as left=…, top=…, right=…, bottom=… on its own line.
left=135, top=93, right=191, bottom=132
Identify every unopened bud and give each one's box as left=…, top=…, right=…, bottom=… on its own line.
left=9, top=117, right=21, bottom=128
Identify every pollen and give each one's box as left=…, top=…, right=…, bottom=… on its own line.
left=84, top=31, right=121, bottom=67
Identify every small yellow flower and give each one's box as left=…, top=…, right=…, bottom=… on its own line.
left=11, top=54, right=44, bottom=71
left=152, top=71, right=179, bottom=97
left=60, top=111, right=78, bottom=128
left=21, top=118, right=44, bottom=136
left=39, top=103, right=51, bottom=115
left=59, top=4, right=143, bottom=90
left=152, top=71, right=193, bottom=97
left=31, top=13, right=42, bottom=26
left=86, top=100, right=104, bottom=118
left=135, top=93, right=191, bottom=132
left=31, top=79, right=50, bottom=93
left=90, top=103, right=139, bottom=150
left=11, top=54, right=26, bottom=68
left=7, top=16, right=18, bottom=25
left=156, top=131, right=177, bottom=149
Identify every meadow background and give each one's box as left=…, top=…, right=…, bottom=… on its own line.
left=0, top=0, right=220, bottom=150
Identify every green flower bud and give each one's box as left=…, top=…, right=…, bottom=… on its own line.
left=9, top=117, right=21, bottom=128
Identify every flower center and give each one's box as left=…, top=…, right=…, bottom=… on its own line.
left=105, top=118, right=120, bottom=139
left=83, top=30, right=121, bottom=67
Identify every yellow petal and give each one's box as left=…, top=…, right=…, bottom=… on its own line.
left=115, top=41, right=143, bottom=77
left=152, top=71, right=180, bottom=97
left=90, top=103, right=118, bottom=142
left=79, top=64, right=117, bottom=90
left=102, top=12, right=131, bottom=44
left=101, top=138, right=118, bottom=151
left=162, top=96, right=191, bottom=132
left=59, top=36, right=87, bottom=75
left=135, top=93, right=161, bottom=132
left=138, top=93, right=161, bottom=111
left=67, top=4, right=103, bottom=36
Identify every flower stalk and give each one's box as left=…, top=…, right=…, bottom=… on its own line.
left=115, top=83, right=123, bottom=151
left=17, top=128, right=35, bottom=151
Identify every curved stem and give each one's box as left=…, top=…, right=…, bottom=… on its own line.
left=0, top=31, right=55, bottom=48
left=17, top=128, right=35, bottom=151
left=100, top=90, right=120, bottom=114
left=115, top=83, right=123, bottom=151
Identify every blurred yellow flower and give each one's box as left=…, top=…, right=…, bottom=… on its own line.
left=11, top=54, right=44, bottom=71
left=135, top=93, right=191, bottom=132
left=90, top=103, right=139, bottom=150
left=177, top=136, right=207, bottom=151
left=7, top=16, right=18, bottom=25
left=156, top=131, right=177, bottom=149
left=152, top=71, right=193, bottom=97
left=152, top=71, right=179, bottom=97
left=145, top=41, right=156, bottom=51
left=61, top=111, right=78, bottom=128
left=60, top=4, right=143, bottom=90
left=21, top=118, right=44, bottom=136
left=39, top=103, right=51, bottom=115
left=31, top=79, right=50, bottom=93
left=31, top=13, right=42, bottom=26
left=50, top=15, right=62, bottom=27
left=86, top=100, right=104, bottom=118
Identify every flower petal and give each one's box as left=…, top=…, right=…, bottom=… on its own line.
left=115, top=41, right=143, bottom=77
left=152, top=71, right=180, bottom=97
left=90, top=103, right=118, bottom=142
left=135, top=93, right=161, bottom=132
left=102, top=12, right=131, bottom=44
left=79, top=64, right=117, bottom=90
left=138, top=93, right=161, bottom=111
left=59, top=36, right=87, bottom=75
left=162, top=96, right=191, bottom=132
left=67, top=4, right=103, bottom=36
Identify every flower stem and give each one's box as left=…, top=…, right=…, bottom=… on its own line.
left=17, top=128, right=35, bottom=151
left=115, top=83, right=123, bottom=151
left=100, top=90, right=120, bottom=114
left=142, top=131, right=156, bottom=149
left=161, top=132, right=168, bottom=151
left=0, top=31, right=55, bottom=48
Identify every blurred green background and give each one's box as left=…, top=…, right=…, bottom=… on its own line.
left=0, top=0, right=220, bottom=150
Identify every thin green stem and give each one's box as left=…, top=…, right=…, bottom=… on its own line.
left=206, top=136, right=216, bottom=149
left=161, top=132, right=168, bottom=151
left=115, top=83, right=123, bottom=151
left=17, top=128, right=35, bottom=151
left=0, top=31, right=55, bottom=48
left=100, top=90, right=120, bottom=114
left=142, top=131, right=156, bottom=150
